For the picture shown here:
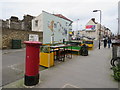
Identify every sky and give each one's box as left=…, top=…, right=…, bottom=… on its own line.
left=0, top=0, right=119, bottom=34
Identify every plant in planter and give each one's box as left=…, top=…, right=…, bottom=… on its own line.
left=112, top=65, right=120, bottom=81
left=40, top=46, right=54, bottom=68
left=40, top=46, right=50, bottom=53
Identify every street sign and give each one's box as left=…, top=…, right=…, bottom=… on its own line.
left=29, top=34, right=39, bottom=41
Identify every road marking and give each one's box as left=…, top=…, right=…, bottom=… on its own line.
left=8, top=64, right=23, bottom=72
left=62, top=83, right=79, bottom=88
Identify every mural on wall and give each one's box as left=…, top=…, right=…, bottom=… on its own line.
left=57, top=22, right=62, bottom=32
left=48, top=20, right=54, bottom=32
left=86, top=25, right=95, bottom=30
left=48, top=20, right=68, bottom=36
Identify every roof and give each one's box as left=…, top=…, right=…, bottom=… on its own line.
left=53, top=14, right=73, bottom=22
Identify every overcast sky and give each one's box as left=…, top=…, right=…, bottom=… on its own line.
left=0, top=0, right=119, bottom=34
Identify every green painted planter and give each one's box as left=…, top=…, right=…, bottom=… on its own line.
left=67, top=46, right=81, bottom=50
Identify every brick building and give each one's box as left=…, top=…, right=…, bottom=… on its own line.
left=0, top=14, right=34, bottom=30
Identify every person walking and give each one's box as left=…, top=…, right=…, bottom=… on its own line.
left=103, top=37, right=107, bottom=48
left=108, top=37, right=112, bottom=48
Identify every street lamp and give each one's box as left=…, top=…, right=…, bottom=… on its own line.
left=117, top=18, right=119, bottom=35
left=93, top=10, right=102, bottom=49
left=77, top=19, right=79, bottom=31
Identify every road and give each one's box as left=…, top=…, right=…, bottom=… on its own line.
left=2, top=49, right=25, bottom=86
left=2, top=40, right=100, bottom=86
left=2, top=49, right=46, bottom=86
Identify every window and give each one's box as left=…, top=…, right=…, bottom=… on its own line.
left=35, top=20, right=38, bottom=27
left=66, top=22, right=68, bottom=26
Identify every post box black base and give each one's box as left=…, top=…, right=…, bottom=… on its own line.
left=24, top=74, right=39, bottom=86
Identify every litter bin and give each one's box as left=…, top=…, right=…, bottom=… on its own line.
left=80, top=44, right=88, bottom=56
left=12, top=39, right=21, bottom=49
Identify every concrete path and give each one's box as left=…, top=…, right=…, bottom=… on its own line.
left=34, top=46, right=118, bottom=88
left=3, top=46, right=119, bottom=88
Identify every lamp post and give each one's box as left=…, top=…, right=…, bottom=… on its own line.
left=117, top=18, right=119, bottom=35
left=93, top=10, right=102, bottom=49
left=77, top=19, right=79, bottom=31
left=76, top=19, right=80, bottom=39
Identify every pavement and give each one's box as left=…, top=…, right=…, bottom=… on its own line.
left=2, top=46, right=119, bottom=88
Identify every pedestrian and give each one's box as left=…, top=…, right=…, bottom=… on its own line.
left=103, top=37, right=107, bottom=48
left=108, top=37, right=112, bottom=48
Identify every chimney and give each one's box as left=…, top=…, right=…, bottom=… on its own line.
left=10, top=16, right=19, bottom=22
left=91, top=18, right=95, bottom=22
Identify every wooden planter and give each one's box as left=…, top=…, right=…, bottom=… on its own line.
left=39, top=52, right=54, bottom=68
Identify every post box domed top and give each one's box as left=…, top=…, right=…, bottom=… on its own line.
left=24, top=41, right=42, bottom=45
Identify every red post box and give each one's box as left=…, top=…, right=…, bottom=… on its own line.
left=24, top=41, right=42, bottom=86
